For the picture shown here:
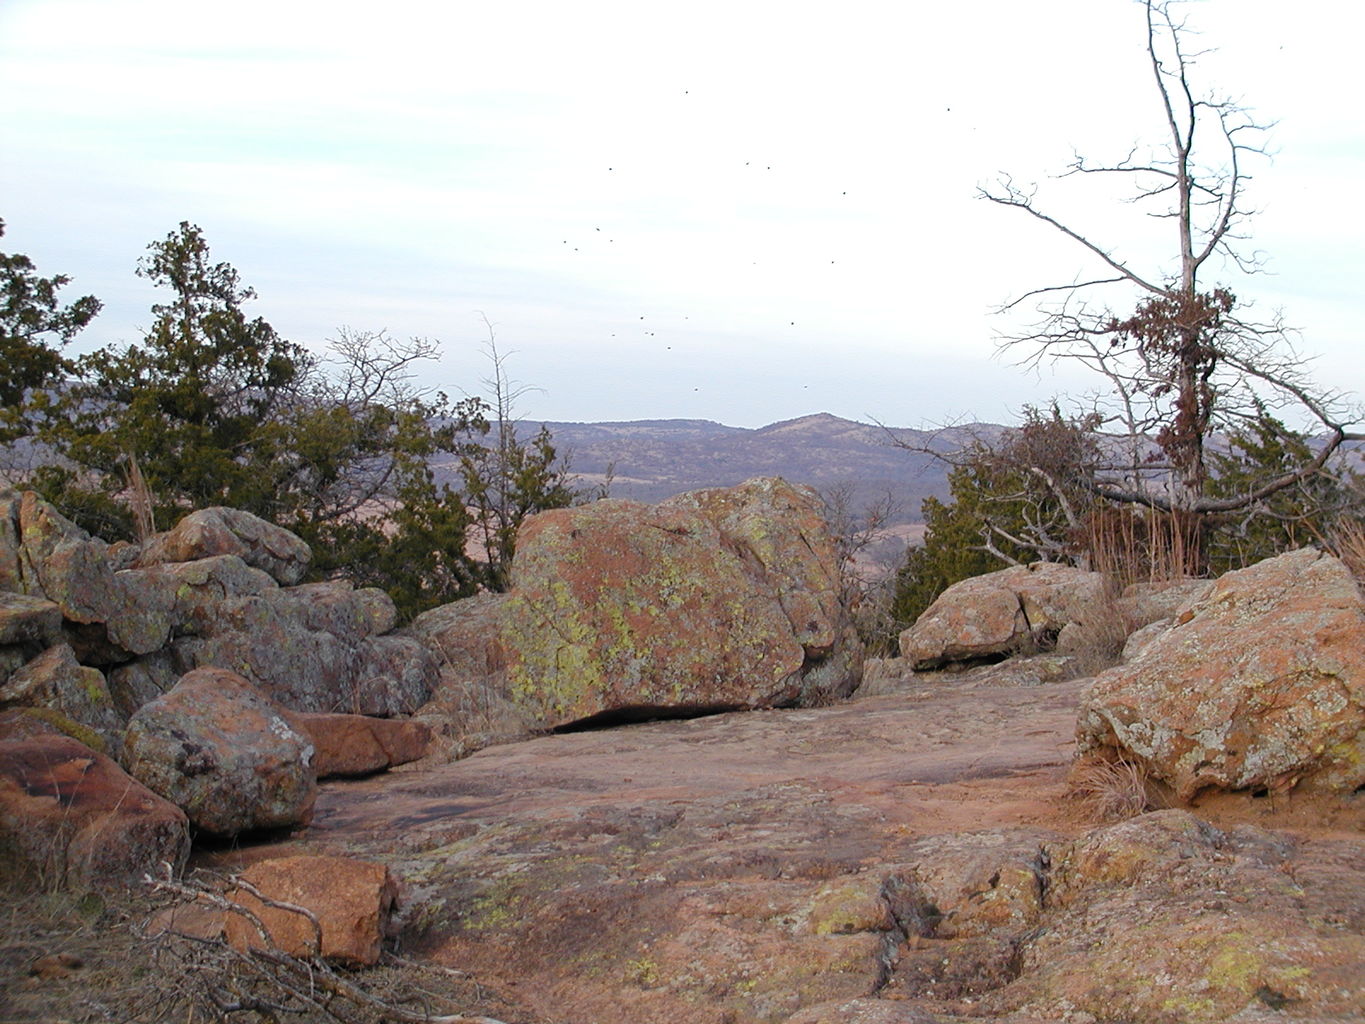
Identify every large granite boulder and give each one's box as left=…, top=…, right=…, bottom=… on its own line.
left=0, top=734, right=190, bottom=890
left=136, top=506, right=312, bottom=585
left=494, top=477, right=861, bottom=729
left=1077, top=547, right=1365, bottom=799
left=122, top=667, right=317, bottom=836
left=899, top=562, right=1108, bottom=670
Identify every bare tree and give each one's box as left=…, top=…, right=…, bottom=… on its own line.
left=980, top=0, right=1360, bottom=554
left=458, top=315, right=599, bottom=590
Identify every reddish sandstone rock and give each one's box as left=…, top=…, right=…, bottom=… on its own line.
left=122, top=667, right=316, bottom=836
left=0, top=734, right=189, bottom=890
left=1078, top=548, right=1365, bottom=799
left=284, top=711, right=431, bottom=778
left=899, top=562, right=1107, bottom=669
left=225, top=855, right=398, bottom=966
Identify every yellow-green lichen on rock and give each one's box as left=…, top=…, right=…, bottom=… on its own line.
left=499, top=479, right=860, bottom=730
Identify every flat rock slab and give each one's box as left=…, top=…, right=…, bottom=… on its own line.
left=200, top=675, right=1365, bottom=1024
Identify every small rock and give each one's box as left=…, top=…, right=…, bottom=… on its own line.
left=284, top=711, right=431, bottom=778
left=225, top=855, right=399, bottom=966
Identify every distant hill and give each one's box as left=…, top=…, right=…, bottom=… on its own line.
left=500, top=412, right=998, bottom=525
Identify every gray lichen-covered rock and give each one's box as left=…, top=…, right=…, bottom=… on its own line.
left=0, top=644, right=124, bottom=757
left=1078, top=548, right=1365, bottom=799
left=136, top=506, right=312, bottom=585
left=899, top=562, right=1108, bottom=670
left=122, top=667, right=316, bottom=836
left=0, top=592, right=63, bottom=646
left=174, top=583, right=437, bottom=715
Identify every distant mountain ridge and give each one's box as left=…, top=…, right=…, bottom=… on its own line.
left=523, top=412, right=980, bottom=523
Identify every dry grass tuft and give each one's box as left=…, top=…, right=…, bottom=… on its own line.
left=1056, top=575, right=1135, bottom=678
left=1329, top=519, right=1365, bottom=581
left=1067, top=756, right=1157, bottom=822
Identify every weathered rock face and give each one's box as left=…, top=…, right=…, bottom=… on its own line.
left=122, top=667, right=317, bottom=836
left=1115, top=576, right=1213, bottom=628
left=0, top=734, right=190, bottom=890
left=1078, top=547, right=1365, bottom=799
left=225, top=855, right=399, bottom=966
left=491, top=477, right=860, bottom=729
left=284, top=711, right=431, bottom=778
left=0, top=591, right=63, bottom=648
left=2, top=490, right=436, bottom=721
left=0, top=643, right=124, bottom=757
left=1012, top=810, right=1365, bottom=1023
left=405, top=594, right=538, bottom=756
left=175, top=582, right=438, bottom=715
left=136, top=506, right=313, bottom=585
left=898, top=562, right=1108, bottom=670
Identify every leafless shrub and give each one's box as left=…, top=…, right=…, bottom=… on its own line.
left=1068, top=756, right=1157, bottom=822
left=0, top=870, right=514, bottom=1024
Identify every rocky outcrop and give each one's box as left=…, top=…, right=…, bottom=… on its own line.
left=268, top=670, right=1364, bottom=1024
left=898, top=562, right=1108, bottom=670
left=171, top=581, right=437, bottom=715
left=1078, top=547, right=1365, bottom=799
left=225, top=855, right=399, bottom=966
left=406, top=478, right=860, bottom=735
left=136, top=506, right=312, bottom=585
left=122, top=667, right=317, bottom=836
left=0, top=734, right=190, bottom=890
left=1, top=490, right=437, bottom=726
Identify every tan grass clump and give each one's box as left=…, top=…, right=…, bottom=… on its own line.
left=1329, top=519, right=1365, bottom=581
left=1067, top=756, right=1156, bottom=822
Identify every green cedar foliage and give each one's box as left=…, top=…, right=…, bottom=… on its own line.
left=0, top=219, right=101, bottom=439
left=1206, top=412, right=1361, bottom=572
left=12, top=221, right=584, bottom=622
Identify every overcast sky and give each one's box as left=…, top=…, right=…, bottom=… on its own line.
left=2, top=0, right=1360, bottom=429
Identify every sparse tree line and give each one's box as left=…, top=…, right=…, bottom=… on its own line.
left=883, top=0, right=1363, bottom=640
left=0, top=219, right=590, bottom=621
